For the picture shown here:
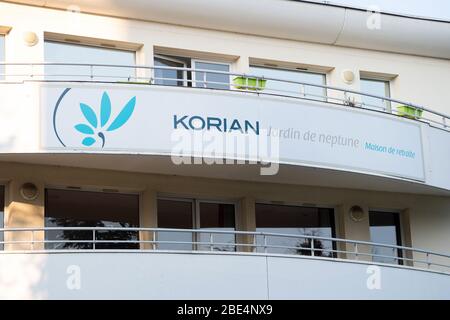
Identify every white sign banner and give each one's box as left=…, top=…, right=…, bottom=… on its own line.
left=40, top=84, right=425, bottom=181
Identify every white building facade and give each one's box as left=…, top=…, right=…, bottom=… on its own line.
left=0, top=0, right=449, bottom=299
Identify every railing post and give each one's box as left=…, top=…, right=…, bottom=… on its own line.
left=92, top=229, right=96, bottom=250
left=443, top=117, right=447, bottom=129
left=31, top=230, right=34, bottom=251
left=263, top=235, right=267, bottom=254
left=152, top=230, right=156, bottom=250
left=210, top=233, right=214, bottom=251
left=426, top=253, right=431, bottom=269
left=300, top=84, right=306, bottom=98
left=90, top=65, right=94, bottom=80
left=203, top=71, right=207, bottom=88
left=354, top=243, right=359, bottom=260
left=310, top=238, right=315, bottom=257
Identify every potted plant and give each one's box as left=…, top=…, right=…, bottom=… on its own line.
left=233, top=76, right=267, bottom=91
left=397, top=105, right=423, bottom=119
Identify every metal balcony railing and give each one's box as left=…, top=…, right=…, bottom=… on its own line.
left=0, top=62, right=449, bottom=131
left=1, top=227, right=449, bottom=274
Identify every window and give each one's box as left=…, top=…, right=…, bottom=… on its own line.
left=45, top=189, right=140, bottom=250
left=44, top=40, right=136, bottom=81
left=157, top=199, right=194, bottom=251
left=193, top=60, right=230, bottom=90
left=0, top=186, right=4, bottom=250
left=249, top=66, right=327, bottom=101
left=154, top=55, right=187, bottom=86
left=360, top=78, right=391, bottom=111
left=198, top=202, right=235, bottom=251
left=153, top=54, right=230, bottom=89
left=157, top=198, right=236, bottom=251
left=369, top=211, right=403, bottom=265
left=0, top=35, right=4, bottom=80
left=255, top=203, right=336, bottom=257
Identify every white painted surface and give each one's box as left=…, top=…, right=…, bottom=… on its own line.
left=6, top=0, right=450, bottom=59
left=1, top=82, right=450, bottom=190
left=0, top=252, right=448, bottom=299
left=40, top=84, right=425, bottom=182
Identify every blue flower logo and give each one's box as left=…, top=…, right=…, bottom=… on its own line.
left=74, top=92, right=136, bottom=147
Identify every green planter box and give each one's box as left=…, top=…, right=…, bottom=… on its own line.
left=233, top=76, right=267, bottom=91
left=397, top=105, right=423, bottom=119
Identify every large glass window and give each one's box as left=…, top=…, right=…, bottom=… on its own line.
left=44, top=40, right=136, bottom=82
left=255, top=203, right=336, bottom=257
left=45, top=189, right=140, bottom=250
left=157, top=198, right=236, bottom=251
left=360, top=78, right=391, bottom=111
left=369, top=211, right=403, bottom=265
left=157, top=199, right=194, bottom=251
left=0, top=35, right=5, bottom=80
left=193, top=60, right=230, bottom=90
left=0, top=186, right=4, bottom=250
left=154, top=55, right=187, bottom=86
left=249, top=66, right=327, bottom=101
left=198, top=202, right=235, bottom=251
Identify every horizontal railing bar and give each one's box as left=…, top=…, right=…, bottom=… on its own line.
left=2, top=227, right=449, bottom=259
left=1, top=62, right=448, bottom=119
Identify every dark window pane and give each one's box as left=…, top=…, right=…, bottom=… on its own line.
left=157, top=199, right=193, bottom=250
left=0, top=186, right=4, bottom=250
left=255, top=204, right=336, bottom=257
left=199, top=202, right=235, bottom=251
left=369, top=211, right=402, bottom=265
left=154, top=57, right=185, bottom=86
left=45, top=189, right=139, bottom=250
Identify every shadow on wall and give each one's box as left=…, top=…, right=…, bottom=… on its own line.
left=0, top=254, right=48, bottom=299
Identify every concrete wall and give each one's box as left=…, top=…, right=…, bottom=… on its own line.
left=0, top=252, right=448, bottom=299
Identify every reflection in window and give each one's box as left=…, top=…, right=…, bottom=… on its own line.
left=193, top=61, right=230, bottom=90
left=199, top=202, right=235, bottom=251
left=360, top=78, right=391, bottom=111
left=45, top=189, right=139, bottom=250
left=249, top=66, right=327, bottom=101
left=369, top=211, right=402, bottom=265
left=157, top=199, right=193, bottom=251
left=255, top=204, right=336, bottom=257
left=0, top=35, right=4, bottom=80
left=44, top=41, right=136, bottom=82
left=154, top=55, right=187, bottom=86
left=0, top=186, right=4, bottom=250
left=157, top=198, right=236, bottom=251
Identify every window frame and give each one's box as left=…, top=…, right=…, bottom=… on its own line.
left=156, top=196, right=237, bottom=250
left=369, top=210, right=403, bottom=265
left=44, top=187, right=141, bottom=250
left=249, top=64, right=328, bottom=101
left=254, top=201, right=337, bottom=256
left=191, top=59, right=231, bottom=89
left=154, top=54, right=189, bottom=87
left=360, top=77, right=392, bottom=112
left=43, top=39, right=137, bottom=81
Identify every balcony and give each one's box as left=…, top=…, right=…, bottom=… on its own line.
left=0, top=62, right=450, bottom=192
left=0, top=227, right=449, bottom=299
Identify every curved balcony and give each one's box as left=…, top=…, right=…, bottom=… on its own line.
left=1, top=62, right=449, bottom=129
left=0, top=63, right=450, bottom=192
left=0, top=227, right=449, bottom=299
